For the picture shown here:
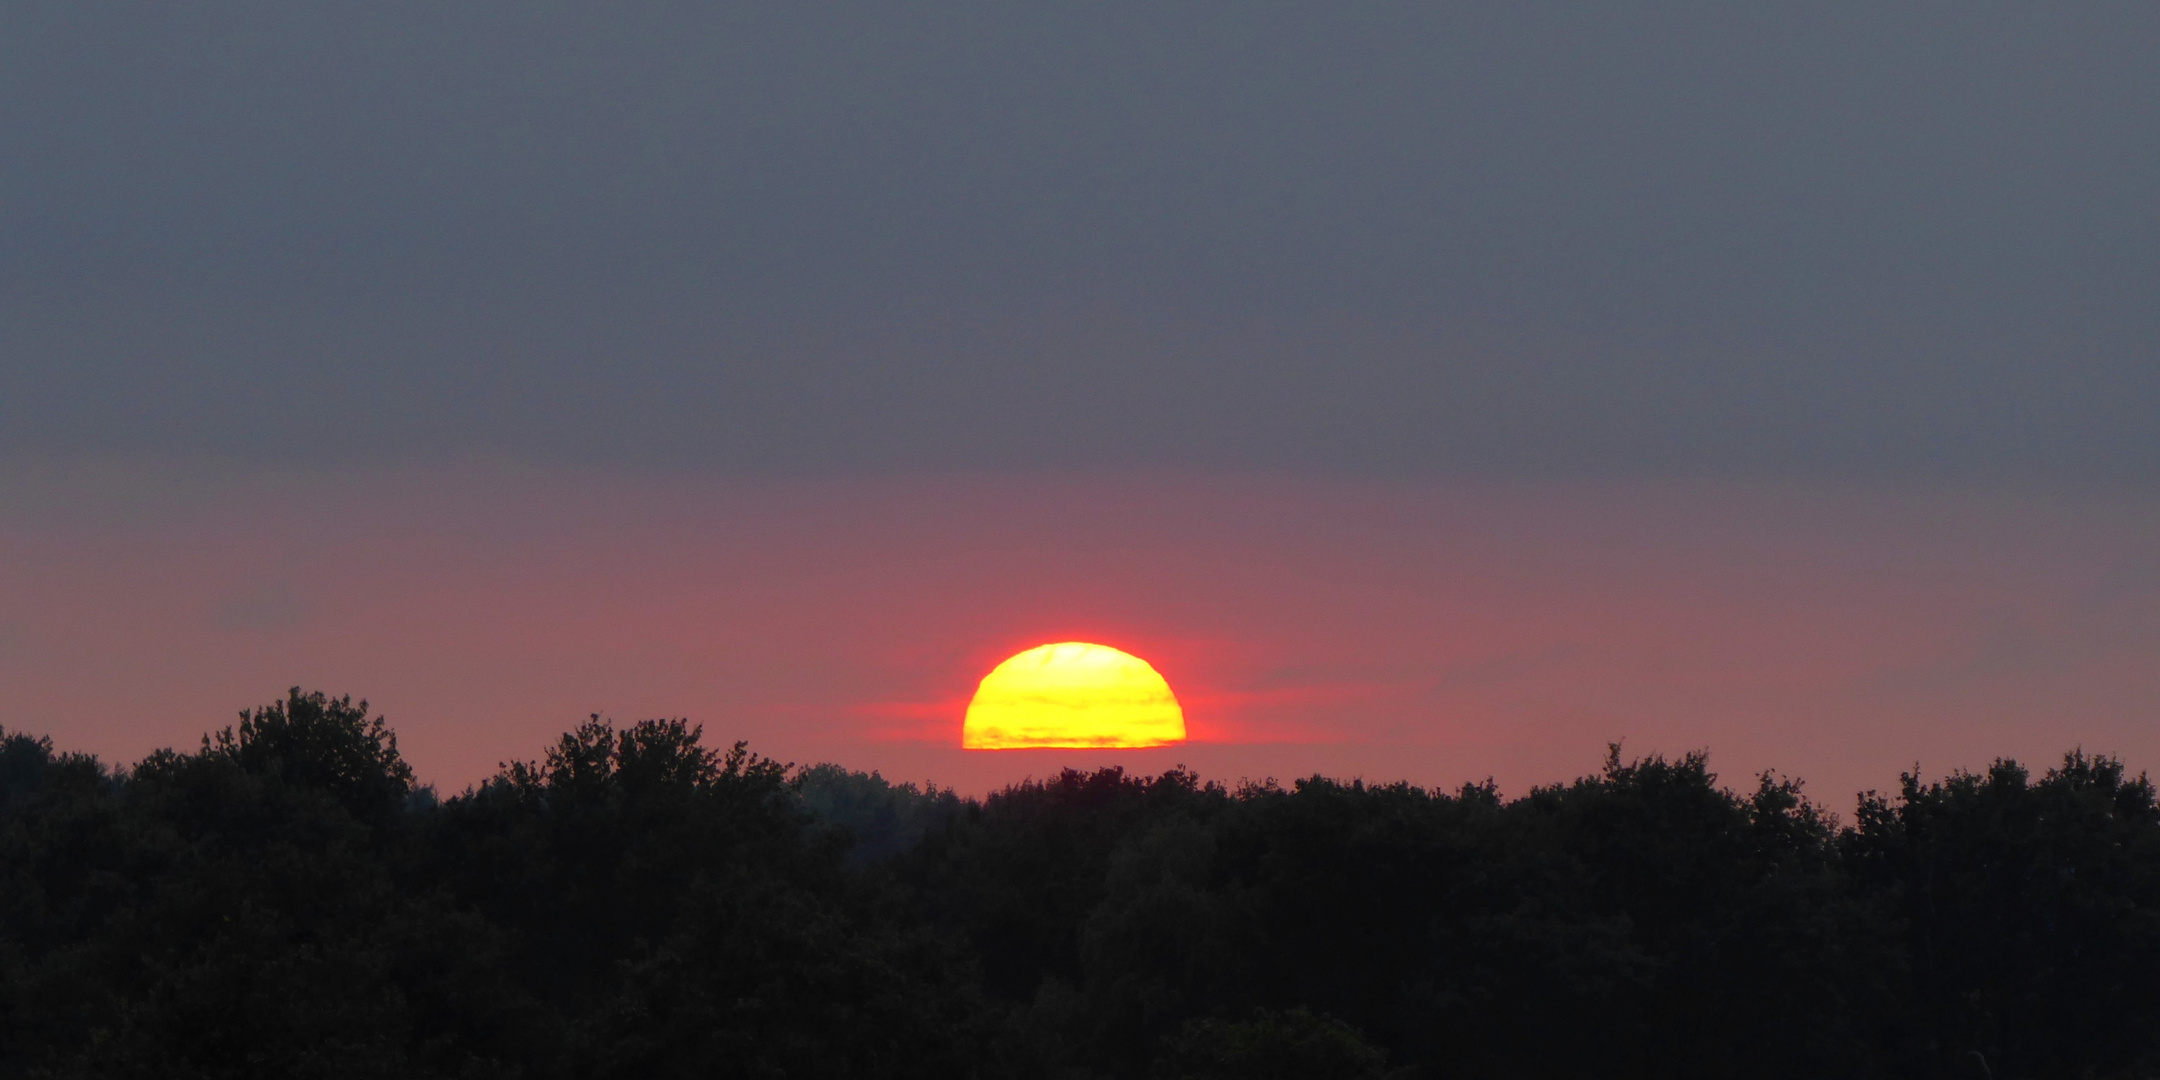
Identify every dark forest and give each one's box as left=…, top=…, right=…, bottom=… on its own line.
left=2, top=690, right=2156, bottom=1078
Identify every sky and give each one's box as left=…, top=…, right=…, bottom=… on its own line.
left=3, top=3, right=2157, bottom=804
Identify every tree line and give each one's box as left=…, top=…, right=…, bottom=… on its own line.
left=1, top=688, right=2155, bottom=1078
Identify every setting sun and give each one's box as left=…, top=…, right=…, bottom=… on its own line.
left=962, top=642, right=1186, bottom=749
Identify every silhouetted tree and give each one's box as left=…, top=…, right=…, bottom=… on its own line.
left=419, top=715, right=1004, bottom=1078
left=207, top=688, right=415, bottom=822
left=1847, top=751, right=2160, bottom=1078
left=793, top=763, right=967, bottom=865
left=3, top=692, right=2158, bottom=1079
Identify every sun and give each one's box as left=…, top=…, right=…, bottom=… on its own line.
left=962, top=642, right=1186, bottom=749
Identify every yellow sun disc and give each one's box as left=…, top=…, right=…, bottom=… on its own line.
left=962, top=642, right=1186, bottom=749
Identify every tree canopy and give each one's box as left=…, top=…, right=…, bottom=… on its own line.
left=1, top=691, right=2156, bottom=1078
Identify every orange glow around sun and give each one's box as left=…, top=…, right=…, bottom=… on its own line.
left=962, top=642, right=1187, bottom=749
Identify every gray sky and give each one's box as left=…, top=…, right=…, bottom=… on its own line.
left=5, top=2, right=2155, bottom=478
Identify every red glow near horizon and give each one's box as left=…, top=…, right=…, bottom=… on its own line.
left=3, top=466, right=2157, bottom=805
